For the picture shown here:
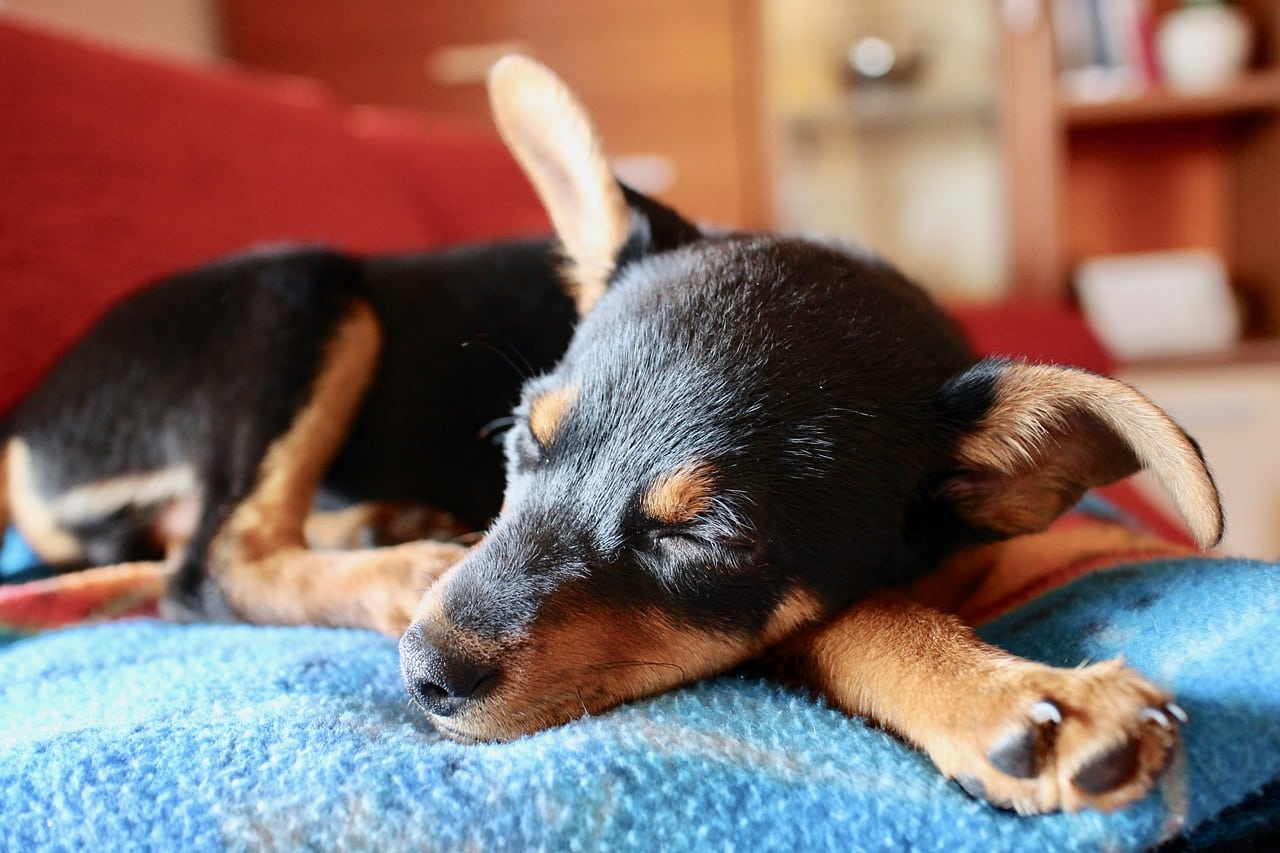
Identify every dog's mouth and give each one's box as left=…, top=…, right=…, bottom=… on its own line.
left=422, top=714, right=488, bottom=745
left=405, top=629, right=774, bottom=743
left=411, top=664, right=668, bottom=743
left=402, top=586, right=829, bottom=742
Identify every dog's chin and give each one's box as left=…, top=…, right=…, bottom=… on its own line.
left=423, top=702, right=585, bottom=744
left=426, top=716, right=493, bottom=745
left=419, top=678, right=665, bottom=744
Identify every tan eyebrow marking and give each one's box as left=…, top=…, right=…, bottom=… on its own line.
left=528, top=385, right=578, bottom=448
left=643, top=462, right=718, bottom=525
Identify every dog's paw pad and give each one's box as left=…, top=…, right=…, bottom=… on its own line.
left=985, top=698, right=1062, bottom=779
left=986, top=725, right=1047, bottom=779
left=1071, top=738, right=1140, bottom=794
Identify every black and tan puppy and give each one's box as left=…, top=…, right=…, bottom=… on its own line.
left=0, top=54, right=1224, bottom=816
left=1, top=240, right=575, bottom=632
left=396, top=57, right=1224, bottom=815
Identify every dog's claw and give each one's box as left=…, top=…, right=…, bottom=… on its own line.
left=1029, top=699, right=1063, bottom=725
left=1140, top=706, right=1170, bottom=729
left=1071, top=738, right=1141, bottom=795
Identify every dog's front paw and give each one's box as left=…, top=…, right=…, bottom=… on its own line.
left=361, top=540, right=471, bottom=636
left=941, top=659, right=1182, bottom=814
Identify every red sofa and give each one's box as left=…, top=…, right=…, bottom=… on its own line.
left=0, top=17, right=549, bottom=423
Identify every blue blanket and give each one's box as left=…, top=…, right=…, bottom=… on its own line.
left=2, top=556, right=1277, bottom=850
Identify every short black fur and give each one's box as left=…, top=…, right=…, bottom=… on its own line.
left=7, top=239, right=575, bottom=592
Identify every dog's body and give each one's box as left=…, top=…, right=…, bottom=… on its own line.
left=3, top=239, right=574, bottom=625
left=1, top=57, right=1224, bottom=815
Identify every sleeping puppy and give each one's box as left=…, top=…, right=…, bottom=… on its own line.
left=396, top=57, right=1223, bottom=815
left=0, top=55, right=1222, bottom=816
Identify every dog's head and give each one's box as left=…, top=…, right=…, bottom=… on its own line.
left=400, top=57, right=1223, bottom=742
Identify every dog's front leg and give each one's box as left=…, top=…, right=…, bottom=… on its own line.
left=772, top=591, right=1182, bottom=814
left=208, top=540, right=469, bottom=637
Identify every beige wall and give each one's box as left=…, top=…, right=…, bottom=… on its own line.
left=763, top=0, right=1006, bottom=301
left=1122, top=363, right=1280, bottom=560
left=3, top=0, right=222, bottom=61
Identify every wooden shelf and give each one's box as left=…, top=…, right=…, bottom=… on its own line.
left=1003, top=0, right=1280, bottom=338
left=789, top=90, right=995, bottom=134
left=1060, top=72, right=1280, bottom=128
left=1116, top=337, right=1280, bottom=370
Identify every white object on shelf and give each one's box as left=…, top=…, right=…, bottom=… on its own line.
left=1157, top=2, right=1253, bottom=92
left=1074, top=249, right=1241, bottom=361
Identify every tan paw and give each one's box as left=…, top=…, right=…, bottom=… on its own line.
left=366, top=541, right=471, bottom=636
left=939, top=658, right=1182, bottom=814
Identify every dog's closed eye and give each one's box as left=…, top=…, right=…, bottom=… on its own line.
left=638, top=523, right=711, bottom=559
left=634, top=463, right=760, bottom=577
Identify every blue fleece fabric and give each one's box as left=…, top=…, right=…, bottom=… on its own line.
left=1, top=557, right=1277, bottom=851
left=0, top=527, right=42, bottom=581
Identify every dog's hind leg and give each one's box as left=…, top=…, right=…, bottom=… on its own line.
left=772, top=591, right=1182, bottom=814
left=305, top=501, right=473, bottom=551
left=164, top=300, right=467, bottom=636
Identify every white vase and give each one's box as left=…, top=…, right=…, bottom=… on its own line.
left=1157, top=3, right=1253, bottom=92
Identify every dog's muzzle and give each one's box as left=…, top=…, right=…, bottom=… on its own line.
left=399, top=627, right=499, bottom=720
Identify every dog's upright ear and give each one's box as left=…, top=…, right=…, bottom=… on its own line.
left=488, top=55, right=699, bottom=315
left=937, top=359, right=1223, bottom=548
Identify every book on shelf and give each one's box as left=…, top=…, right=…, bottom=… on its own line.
left=1053, top=0, right=1160, bottom=102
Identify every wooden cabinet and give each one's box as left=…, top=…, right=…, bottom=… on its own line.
left=1002, top=0, right=1280, bottom=340
left=221, top=0, right=769, bottom=228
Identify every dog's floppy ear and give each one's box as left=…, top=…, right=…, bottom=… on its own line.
left=488, top=55, right=699, bottom=315
left=937, top=359, right=1223, bottom=548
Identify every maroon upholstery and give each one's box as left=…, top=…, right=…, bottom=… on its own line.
left=347, top=107, right=549, bottom=246
left=950, top=299, right=1113, bottom=375
left=0, top=19, right=545, bottom=419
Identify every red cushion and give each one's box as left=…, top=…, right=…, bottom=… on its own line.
left=0, top=20, right=436, bottom=418
left=949, top=299, right=1114, bottom=375
left=347, top=106, right=549, bottom=245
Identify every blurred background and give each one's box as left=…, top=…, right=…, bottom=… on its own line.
left=4, top=0, right=1279, bottom=557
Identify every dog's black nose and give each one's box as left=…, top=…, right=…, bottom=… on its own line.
left=399, top=628, right=499, bottom=718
